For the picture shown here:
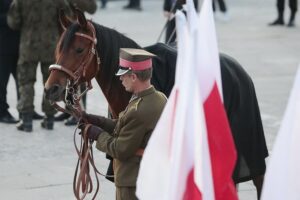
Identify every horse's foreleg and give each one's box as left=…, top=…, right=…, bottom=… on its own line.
left=252, top=174, right=264, bottom=200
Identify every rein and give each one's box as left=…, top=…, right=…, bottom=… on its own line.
left=72, top=124, right=108, bottom=200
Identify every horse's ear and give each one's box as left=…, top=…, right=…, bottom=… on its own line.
left=59, top=9, right=72, bottom=31
left=75, top=8, right=87, bottom=28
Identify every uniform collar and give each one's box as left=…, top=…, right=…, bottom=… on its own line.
left=136, top=86, right=155, bottom=98
left=129, top=86, right=155, bottom=102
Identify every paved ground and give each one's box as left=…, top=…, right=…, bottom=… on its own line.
left=1, top=0, right=300, bottom=199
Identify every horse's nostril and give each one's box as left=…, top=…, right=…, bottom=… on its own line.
left=50, top=85, right=60, bottom=94
left=45, top=84, right=62, bottom=100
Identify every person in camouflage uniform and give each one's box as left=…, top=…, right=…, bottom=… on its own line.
left=7, top=0, right=97, bottom=132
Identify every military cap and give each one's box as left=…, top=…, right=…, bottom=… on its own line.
left=116, top=48, right=156, bottom=76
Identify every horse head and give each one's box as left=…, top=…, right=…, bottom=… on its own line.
left=44, top=8, right=100, bottom=106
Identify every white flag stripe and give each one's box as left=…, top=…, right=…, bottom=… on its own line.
left=174, top=11, right=188, bottom=85
left=136, top=88, right=174, bottom=199
left=197, top=0, right=223, bottom=102
left=167, top=12, right=194, bottom=199
left=261, top=66, right=300, bottom=200
left=186, top=0, right=198, bottom=33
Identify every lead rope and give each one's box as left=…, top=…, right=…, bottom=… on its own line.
left=73, top=119, right=113, bottom=200
left=73, top=124, right=95, bottom=200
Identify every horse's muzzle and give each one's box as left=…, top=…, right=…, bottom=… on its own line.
left=44, top=84, right=65, bottom=102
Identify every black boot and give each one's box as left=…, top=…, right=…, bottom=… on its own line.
left=41, top=115, right=54, bottom=130
left=54, top=112, right=71, bottom=121
left=269, top=13, right=284, bottom=25
left=0, top=110, right=18, bottom=124
left=33, top=111, right=44, bottom=120
left=19, top=111, right=43, bottom=120
left=287, top=12, right=296, bottom=27
left=64, top=116, right=78, bottom=126
left=16, top=113, right=33, bottom=132
left=269, top=17, right=284, bottom=25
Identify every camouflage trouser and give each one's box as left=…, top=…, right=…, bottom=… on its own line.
left=17, top=61, right=56, bottom=116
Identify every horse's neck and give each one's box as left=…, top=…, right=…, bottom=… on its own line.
left=94, top=25, right=136, bottom=116
left=95, top=77, right=131, bottom=117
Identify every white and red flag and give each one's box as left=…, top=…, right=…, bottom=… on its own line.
left=136, top=0, right=237, bottom=199
left=261, top=66, right=300, bottom=200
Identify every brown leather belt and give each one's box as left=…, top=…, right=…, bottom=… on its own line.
left=135, top=148, right=144, bottom=156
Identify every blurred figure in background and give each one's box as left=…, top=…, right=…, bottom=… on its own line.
left=123, top=0, right=142, bottom=11
left=213, top=0, right=229, bottom=21
left=7, top=0, right=74, bottom=132
left=100, top=0, right=107, bottom=9
left=269, top=0, right=297, bottom=27
left=0, top=0, right=19, bottom=124
left=1, top=0, right=44, bottom=123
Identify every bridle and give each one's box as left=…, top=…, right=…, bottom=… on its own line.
left=49, top=21, right=100, bottom=117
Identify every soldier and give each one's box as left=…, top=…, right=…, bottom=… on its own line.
left=81, top=48, right=167, bottom=200
left=7, top=0, right=97, bottom=132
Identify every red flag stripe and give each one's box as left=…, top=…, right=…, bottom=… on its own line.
left=204, top=82, right=238, bottom=200
left=183, top=168, right=202, bottom=200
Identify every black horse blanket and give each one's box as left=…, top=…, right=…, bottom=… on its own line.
left=145, top=43, right=269, bottom=183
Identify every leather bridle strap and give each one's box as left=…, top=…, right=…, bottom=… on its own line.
left=49, top=64, right=77, bottom=80
left=51, top=102, right=73, bottom=116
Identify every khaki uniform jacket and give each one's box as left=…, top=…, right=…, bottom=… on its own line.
left=96, top=86, right=167, bottom=187
left=7, top=0, right=96, bottom=64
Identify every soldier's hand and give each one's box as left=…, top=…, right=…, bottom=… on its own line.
left=86, top=125, right=103, bottom=141
left=80, top=111, right=106, bottom=127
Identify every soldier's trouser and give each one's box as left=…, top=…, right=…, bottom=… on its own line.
left=0, top=54, right=19, bottom=114
left=116, top=186, right=138, bottom=200
left=17, top=61, right=56, bottom=115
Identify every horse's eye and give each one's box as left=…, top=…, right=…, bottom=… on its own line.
left=75, top=48, right=84, bottom=54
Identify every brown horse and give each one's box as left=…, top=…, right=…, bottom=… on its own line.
left=45, top=8, right=268, bottom=199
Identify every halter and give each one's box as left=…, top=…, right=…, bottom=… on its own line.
left=49, top=21, right=101, bottom=117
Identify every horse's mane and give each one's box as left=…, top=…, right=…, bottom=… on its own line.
left=92, top=22, right=142, bottom=87
left=92, top=22, right=143, bottom=115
